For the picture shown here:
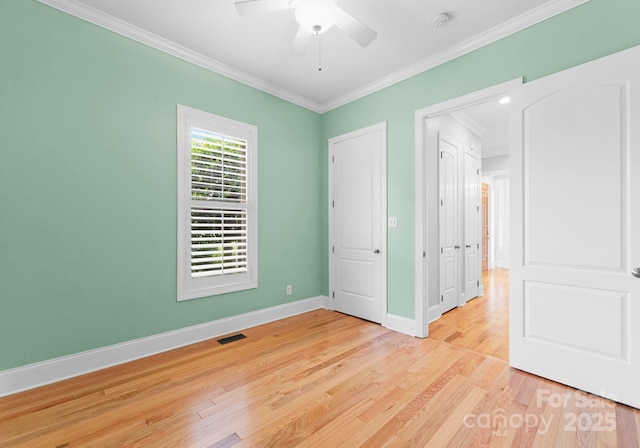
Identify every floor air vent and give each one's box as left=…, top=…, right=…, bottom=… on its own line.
left=217, top=333, right=247, bottom=345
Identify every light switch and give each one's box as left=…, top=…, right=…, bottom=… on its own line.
left=388, top=217, right=398, bottom=228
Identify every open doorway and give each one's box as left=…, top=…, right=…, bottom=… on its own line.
left=414, top=78, right=520, bottom=338
left=460, top=99, right=510, bottom=272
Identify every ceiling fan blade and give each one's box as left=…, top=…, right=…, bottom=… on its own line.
left=290, top=25, right=311, bottom=57
left=328, top=3, right=377, bottom=47
left=234, top=0, right=293, bottom=16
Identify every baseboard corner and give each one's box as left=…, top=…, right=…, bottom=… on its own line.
left=384, top=313, right=416, bottom=337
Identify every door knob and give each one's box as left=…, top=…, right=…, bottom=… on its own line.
left=454, top=245, right=460, bottom=249
left=632, top=268, right=640, bottom=278
left=465, top=244, right=472, bottom=248
left=373, top=249, right=380, bottom=254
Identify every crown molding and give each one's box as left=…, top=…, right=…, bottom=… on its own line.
left=319, top=0, right=591, bottom=112
left=450, top=110, right=486, bottom=137
left=36, top=0, right=324, bottom=113
left=37, top=0, right=590, bottom=114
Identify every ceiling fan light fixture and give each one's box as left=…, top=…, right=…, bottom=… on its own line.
left=294, top=0, right=335, bottom=34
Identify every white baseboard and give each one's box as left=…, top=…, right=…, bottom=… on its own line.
left=384, top=313, right=416, bottom=337
left=0, top=296, right=328, bottom=398
left=428, top=304, right=442, bottom=324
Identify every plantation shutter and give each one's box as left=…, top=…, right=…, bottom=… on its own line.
left=190, top=128, right=249, bottom=278
left=177, top=105, right=257, bottom=301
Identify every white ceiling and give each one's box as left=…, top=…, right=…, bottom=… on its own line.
left=38, top=0, right=588, bottom=112
left=463, top=99, right=510, bottom=158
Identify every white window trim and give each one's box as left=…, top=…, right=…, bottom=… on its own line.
left=177, top=105, right=258, bottom=301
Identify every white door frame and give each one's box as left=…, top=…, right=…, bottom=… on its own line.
left=328, top=122, right=388, bottom=326
left=414, top=78, right=522, bottom=338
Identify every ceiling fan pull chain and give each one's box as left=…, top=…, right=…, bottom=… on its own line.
left=318, top=35, right=322, bottom=71
left=314, top=26, right=322, bottom=71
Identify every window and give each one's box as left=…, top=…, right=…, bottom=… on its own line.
left=177, top=105, right=258, bottom=301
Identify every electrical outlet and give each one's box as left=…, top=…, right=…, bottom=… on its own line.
left=286, top=285, right=292, bottom=295
left=388, top=217, right=398, bottom=228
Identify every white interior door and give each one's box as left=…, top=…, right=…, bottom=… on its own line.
left=464, top=149, right=481, bottom=301
left=329, top=123, right=386, bottom=324
left=439, top=134, right=459, bottom=314
left=510, top=45, right=640, bottom=408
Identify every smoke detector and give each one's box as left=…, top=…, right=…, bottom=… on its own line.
left=432, top=13, right=451, bottom=28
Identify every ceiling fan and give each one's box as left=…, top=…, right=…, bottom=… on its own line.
left=234, top=0, right=377, bottom=57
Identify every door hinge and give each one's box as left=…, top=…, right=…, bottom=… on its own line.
left=477, top=280, right=480, bottom=287
left=477, top=243, right=479, bottom=249
left=332, top=246, right=334, bottom=253
left=477, top=205, right=480, bottom=212
left=332, top=291, right=335, bottom=299
left=423, top=251, right=426, bottom=258
left=332, top=156, right=334, bottom=163
left=332, top=200, right=335, bottom=208
left=477, top=168, right=480, bottom=175
left=440, top=247, right=443, bottom=254
left=441, top=199, right=443, bottom=206
left=440, top=151, right=443, bottom=159
left=441, top=295, right=444, bottom=302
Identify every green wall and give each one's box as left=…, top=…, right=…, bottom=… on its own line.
left=321, top=0, right=640, bottom=318
left=2, top=0, right=640, bottom=372
left=0, top=0, right=323, bottom=370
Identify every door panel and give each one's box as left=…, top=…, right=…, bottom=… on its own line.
left=339, top=259, right=374, bottom=297
left=525, top=85, right=624, bottom=270
left=524, top=282, right=627, bottom=358
left=439, top=135, right=459, bottom=313
left=510, top=45, right=640, bottom=408
left=330, top=124, right=386, bottom=323
left=338, top=146, right=374, bottom=250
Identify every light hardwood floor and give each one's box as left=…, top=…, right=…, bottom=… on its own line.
left=429, top=268, right=510, bottom=361
left=1, top=269, right=639, bottom=447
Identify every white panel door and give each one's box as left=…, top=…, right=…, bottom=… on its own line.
left=439, top=134, right=459, bottom=314
left=464, top=149, right=481, bottom=301
left=510, top=45, right=640, bottom=408
left=329, top=123, right=386, bottom=323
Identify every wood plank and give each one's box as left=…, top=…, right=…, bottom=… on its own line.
left=529, top=381, right=566, bottom=448
left=615, top=403, right=639, bottom=448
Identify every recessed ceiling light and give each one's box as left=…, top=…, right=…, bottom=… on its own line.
left=499, top=96, right=511, bottom=105
left=432, top=13, right=451, bottom=29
